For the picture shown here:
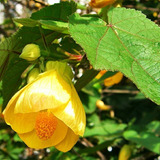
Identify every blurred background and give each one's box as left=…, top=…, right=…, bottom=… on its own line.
left=0, top=0, right=160, bottom=159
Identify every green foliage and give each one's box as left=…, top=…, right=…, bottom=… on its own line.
left=31, top=1, right=76, bottom=21
left=124, top=130, right=160, bottom=154
left=0, top=129, right=25, bottom=160
left=69, top=8, right=160, bottom=105
left=85, top=114, right=127, bottom=137
left=0, top=1, right=77, bottom=80
left=0, top=26, right=58, bottom=79
left=0, top=0, right=160, bottom=159
left=2, top=56, right=29, bottom=109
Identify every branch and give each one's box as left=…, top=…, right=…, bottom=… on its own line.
left=124, top=4, right=160, bottom=12
left=80, top=138, right=107, bottom=160
left=103, top=89, right=139, bottom=94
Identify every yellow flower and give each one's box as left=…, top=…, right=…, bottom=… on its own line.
left=20, top=44, right=40, bottom=61
left=89, top=0, right=116, bottom=8
left=3, top=61, right=86, bottom=152
left=96, top=70, right=123, bottom=87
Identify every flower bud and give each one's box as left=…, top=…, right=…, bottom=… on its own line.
left=27, top=68, right=40, bottom=83
left=89, top=0, right=116, bottom=8
left=118, top=144, right=132, bottom=160
left=20, top=44, right=40, bottom=61
left=96, top=100, right=111, bottom=110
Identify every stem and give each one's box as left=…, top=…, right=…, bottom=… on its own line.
left=38, top=25, right=49, bottom=52
left=74, top=69, right=99, bottom=92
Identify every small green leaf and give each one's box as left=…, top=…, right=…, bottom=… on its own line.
left=123, top=130, right=160, bottom=154
left=40, top=20, right=69, bottom=34
left=14, top=19, right=69, bottom=34
left=69, top=8, right=160, bottom=105
left=14, top=18, right=38, bottom=27
left=146, top=121, right=160, bottom=135
left=79, top=91, right=99, bottom=114
left=85, top=114, right=127, bottom=137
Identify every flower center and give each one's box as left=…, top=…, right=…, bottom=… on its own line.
left=35, top=112, right=57, bottom=140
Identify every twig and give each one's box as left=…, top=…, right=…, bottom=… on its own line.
left=124, top=5, right=160, bottom=12
left=80, top=138, right=107, bottom=160
left=2, top=2, right=16, bottom=29
left=131, top=152, right=157, bottom=160
left=72, top=148, right=85, bottom=160
left=103, top=89, right=139, bottom=94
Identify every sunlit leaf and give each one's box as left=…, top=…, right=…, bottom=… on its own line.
left=69, top=7, right=160, bottom=105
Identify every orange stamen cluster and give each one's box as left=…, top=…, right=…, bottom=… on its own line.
left=35, top=112, right=58, bottom=140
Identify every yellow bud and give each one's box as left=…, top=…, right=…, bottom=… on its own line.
left=115, top=3, right=121, bottom=7
left=27, top=68, right=40, bottom=83
left=96, top=100, right=111, bottom=110
left=89, top=0, right=116, bottom=8
left=118, top=144, right=132, bottom=160
left=35, top=3, right=41, bottom=8
left=153, top=12, right=158, bottom=17
left=20, top=44, right=40, bottom=61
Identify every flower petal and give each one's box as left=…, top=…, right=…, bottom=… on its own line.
left=52, top=86, right=86, bottom=136
left=18, top=118, right=68, bottom=149
left=55, top=128, right=79, bottom=152
left=14, top=70, right=72, bottom=113
left=90, top=0, right=116, bottom=8
left=3, top=88, right=36, bottom=133
left=104, top=72, right=123, bottom=86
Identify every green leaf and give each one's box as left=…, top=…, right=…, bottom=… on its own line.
left=85, top=114, right=127, bottom=137
left=123, top=130, right=160, bottom=154
left=146, top=121, right=160, bottom=135
left=0, top=26, right=61, bottom=80
left=2, top=57, right=29, bottom=109
left=0, top=1, right=77, bottom=80
left=31, top=1, right=77, bottom=21
left=60, top=36, right=83, bottom=53
left=14, top=19, right=69, bottom=34
left=79, top=91, right=99, bottom=114
left=14, top=18, right=38, bottom=27
left=40, top=20, right=69, bottom=34
left=75, top=69, right=99, bottom=91
left=69, top=8, right=160, bottom=105
left=79, top=140, right=113, bottom=154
